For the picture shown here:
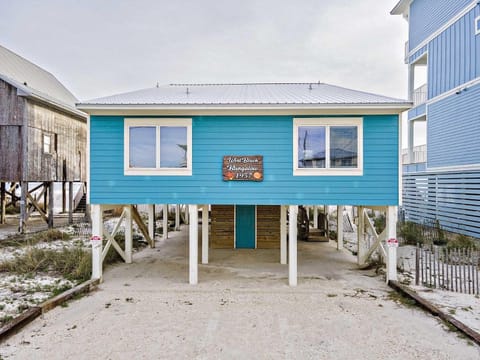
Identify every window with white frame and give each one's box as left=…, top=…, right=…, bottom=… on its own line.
left=293, top=118, right=363, bottom=176
left=124, top=118, right=192, bottom=175
left=476, top=16, right=480, bottom=35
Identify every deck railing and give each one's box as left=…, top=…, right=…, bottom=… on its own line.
left=413, top=84, right=427, bottom=105
left=402, top=144, right=426, bottom=164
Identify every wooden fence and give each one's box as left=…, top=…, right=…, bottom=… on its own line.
left=415, top=244, right=479, bottom=295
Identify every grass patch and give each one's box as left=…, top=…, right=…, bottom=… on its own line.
left=0, top=229, right=71, bottom=249
left=387, top=290, right=417, bottom=308
left=0, top=247, right=91, bottom=282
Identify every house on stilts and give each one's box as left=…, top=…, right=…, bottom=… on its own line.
left=0, top=44, right=88, bottom=231
left=392, top=0, right=480, bottom=238
left=77, top=82, right=410, bottom=286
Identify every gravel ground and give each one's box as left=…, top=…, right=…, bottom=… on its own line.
left=1, top=227, right=479, bottom=360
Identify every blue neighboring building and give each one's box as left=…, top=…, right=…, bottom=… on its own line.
left=392, top=0, right=480, bottom=238
left=78, top=83, right=409, bottom=285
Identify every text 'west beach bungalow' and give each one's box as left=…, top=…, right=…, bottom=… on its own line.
left=77, top=83, right=411, bottom=286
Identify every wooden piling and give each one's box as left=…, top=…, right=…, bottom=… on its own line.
left=68, top=181, right=73, bottom=224
left=48, top=182, right=54, bottom=228
left=0, top=182, right=5, bottom=224
left=415, top=244, right=420, bottom=286
left=19, top=181, right=27, bottom=233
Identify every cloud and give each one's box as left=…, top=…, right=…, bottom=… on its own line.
left=0, top=0, right=408, bottom=100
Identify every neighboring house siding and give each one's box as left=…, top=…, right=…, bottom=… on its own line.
left=409, top=0, right=473, bottom=50
left=403, top=170, right=480, bottom=238
left=25, top=101, right=87, bottom=182
left=408, top=103, right=426, bottom=120
left=427, top=82, right=480, bottom=168
left=427, top=6, right=480, bottom=98
left=90, top=115, right=399, bottom=206
left=408, top=45, right=428, bottom=64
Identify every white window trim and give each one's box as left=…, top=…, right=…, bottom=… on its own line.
left=476, top=16, right=480, bottom=35
left=293, top=117, right=363, bottom=176
left=124, top=118, right=192, bottom=176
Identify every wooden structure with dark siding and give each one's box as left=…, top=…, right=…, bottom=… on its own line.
left=0, top=45, right=87, bottom=230
left=210, top=205, right=280, bottom=249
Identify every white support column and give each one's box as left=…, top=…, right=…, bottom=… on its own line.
left=148, top=204, right=155, bottom=247
left=280, top=205, right=287, bottom=264
left=407, top=63, right=414, bottom=102
left=337, top=205, right=344, bottom=250
left=408, top=120, right=415, bottom=164
left=189, top=205, right=198, bottom=284
left=202, top=204, right=209, bottom=264
left=163, top=204, right=169, bottom=239
left=305, top=206, right=310, bottom=226
left=313, top=206, right=318, bottom=229
left=288, top=205, right=298, bottom=286
left=357, top=206, right=365, bottom=265
left=386, top=206, right=398, bottom=282
left=123, top=205, right=133, bottom=263
left=184, top=204, right=189, bottom=225
left=91, top=204, right=103, bottom=280
left=175, top=204, right=180, bottom=230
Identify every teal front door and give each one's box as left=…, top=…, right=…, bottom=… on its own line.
left=235, top=205, right=256, bottom=249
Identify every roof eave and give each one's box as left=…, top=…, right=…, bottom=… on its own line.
left=390, top=0, right=411, bottom=16
left=26, top=92, right=88, bottom=120
left=0, top=74, right=87, bottom=120
left=77, top=102, right=412, bottom=116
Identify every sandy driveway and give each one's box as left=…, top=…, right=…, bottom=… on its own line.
left=1, top=228, right=478, bottom=359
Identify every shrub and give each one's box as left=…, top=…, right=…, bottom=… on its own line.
left=447, top=234, right=479, bottom=251
left=398, top=221, right=423, bottom=245
left=0, top=247, right=91, bottom=282
left=373, top=214, right=386, bottom=234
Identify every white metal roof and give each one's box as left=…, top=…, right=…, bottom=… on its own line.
left=79, top=83, right=409, bottom=108
left=0, top=44, right=84, bottom=117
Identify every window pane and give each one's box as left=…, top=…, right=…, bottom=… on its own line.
left=298, top=126, right=326, bottom=168
left=129, top=127, right=156, bottom=168
left=330, top=126, right=358, bottom=168
left=160, top=127, right=188, bottom=168
left=43, top=135, right=51, bottom=153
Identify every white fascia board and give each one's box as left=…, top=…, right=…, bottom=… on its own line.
left=77, top=103, right=412, bottom=116
left=390, top=0, right=411, bottom=16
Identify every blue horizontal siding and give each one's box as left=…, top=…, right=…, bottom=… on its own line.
left=427, top=82, right=480, bottom=168
left=402, top=170, right=480, bottom=238
left=409, top=0, right=473, bottom=50
left=408, top=45, right=428, bottom=64
left=408, top=103, right=426, bottom=120
left=90, top=115, right=399, bottom=206
left=427, top=6, right=480, bottom=98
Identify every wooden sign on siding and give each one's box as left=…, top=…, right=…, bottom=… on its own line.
left=223, top=155, right=263, bottom=181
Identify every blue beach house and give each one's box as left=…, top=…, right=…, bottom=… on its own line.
left=392, top=1, right=480, bottom=238
left=77, top=83, right=410, bottom=285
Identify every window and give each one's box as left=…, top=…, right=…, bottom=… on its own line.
left=43, top=134, right=51, bottom=153
left=124, top=118, right=192, bottom=175
left=476, top=16, right=480, bottom=35
left=293, top=118, right=363, bottom=176
left=43, top=133, right=56, bottom=154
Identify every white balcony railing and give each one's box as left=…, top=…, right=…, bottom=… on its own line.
left=413, top=84, right=427, bottom=106
left=402, top=145, right=427, bottom=164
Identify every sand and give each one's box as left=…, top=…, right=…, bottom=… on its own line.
left=1, top=227, right=479, bottom=359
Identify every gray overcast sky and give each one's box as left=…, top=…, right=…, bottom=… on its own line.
left=0, top=0, right=408, bottom=101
